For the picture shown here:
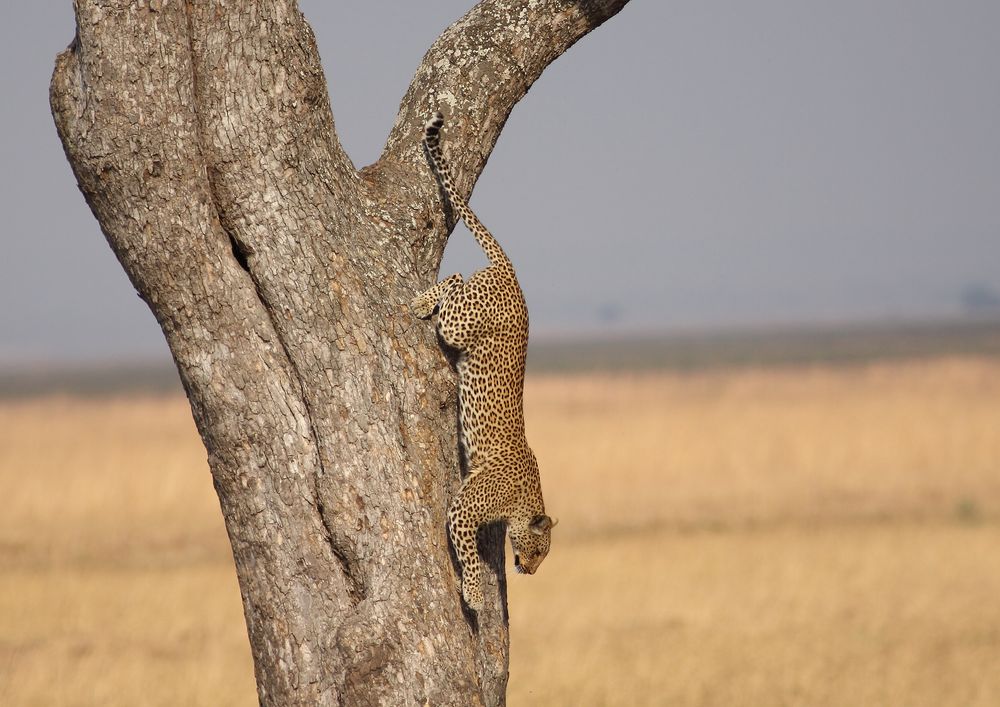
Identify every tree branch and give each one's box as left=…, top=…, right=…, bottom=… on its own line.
left=380, top=0, right=632, bottom=197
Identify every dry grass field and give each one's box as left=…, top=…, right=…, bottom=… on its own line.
left=2, top=356, right=1000, bottom=705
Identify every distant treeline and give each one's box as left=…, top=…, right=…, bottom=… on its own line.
left=0, top=363, right=183, bottom=399
left=3, top=317, right=1000, bottom=397
left=527, top=317, right=1000, bottom=373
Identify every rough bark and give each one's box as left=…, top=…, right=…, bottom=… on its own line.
left=50, top=1, right=629, bottom=704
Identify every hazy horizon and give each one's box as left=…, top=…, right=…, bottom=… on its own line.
left=2, top=1, right=998, bottom=365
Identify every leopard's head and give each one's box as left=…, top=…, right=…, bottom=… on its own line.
left=510, top=514, right=555, bottom=575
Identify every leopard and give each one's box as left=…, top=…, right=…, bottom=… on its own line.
left=411, top=112, right=555, bottom=611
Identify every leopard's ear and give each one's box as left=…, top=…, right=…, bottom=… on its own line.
left=530, top=515, right=554, bottom=535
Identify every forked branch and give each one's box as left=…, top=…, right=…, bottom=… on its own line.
left=381, top=0, right=631, bottom=200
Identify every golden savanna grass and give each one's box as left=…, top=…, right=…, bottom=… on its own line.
left=2, top=357, right=1000, bottom=705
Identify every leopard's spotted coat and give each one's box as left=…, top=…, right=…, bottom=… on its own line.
left=412, top=112, right=554, bottom=611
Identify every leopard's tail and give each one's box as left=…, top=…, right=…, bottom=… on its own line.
left=424, top=112, right=511, bottom=269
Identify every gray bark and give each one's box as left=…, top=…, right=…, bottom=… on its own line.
left=50, top=1, right=629, bottom=704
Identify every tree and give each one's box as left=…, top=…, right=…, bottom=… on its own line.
left=50, top=1, right=629, bottom=704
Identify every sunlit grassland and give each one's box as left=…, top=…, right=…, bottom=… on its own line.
left=2, top=357, right=1000, bottom=705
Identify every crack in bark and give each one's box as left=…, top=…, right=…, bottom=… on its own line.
left=317, top=497, right=365, bottom=604
left=229, top=234, right=253, bottom=274
left=230, top=252, right=363, bottom=604
left=225, top=215, right=370, bottom=619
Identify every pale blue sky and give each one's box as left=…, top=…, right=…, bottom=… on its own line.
left=1, top=1, right=998, bottom=364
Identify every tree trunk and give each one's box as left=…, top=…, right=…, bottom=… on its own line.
left=50, top=1, right=629, bottom=704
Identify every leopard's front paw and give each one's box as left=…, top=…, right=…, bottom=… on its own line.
left=410, top=294, right=437, bottom=320
left=462, top=573, right=484, bottom=612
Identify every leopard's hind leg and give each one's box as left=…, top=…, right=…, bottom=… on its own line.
left=410, top=273, right=463, bottom=319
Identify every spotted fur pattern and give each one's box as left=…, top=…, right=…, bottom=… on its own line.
left=412, top=112, right=554, bottom=611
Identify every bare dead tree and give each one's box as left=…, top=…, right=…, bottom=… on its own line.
left=50, top=1, right=629, bottom=704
